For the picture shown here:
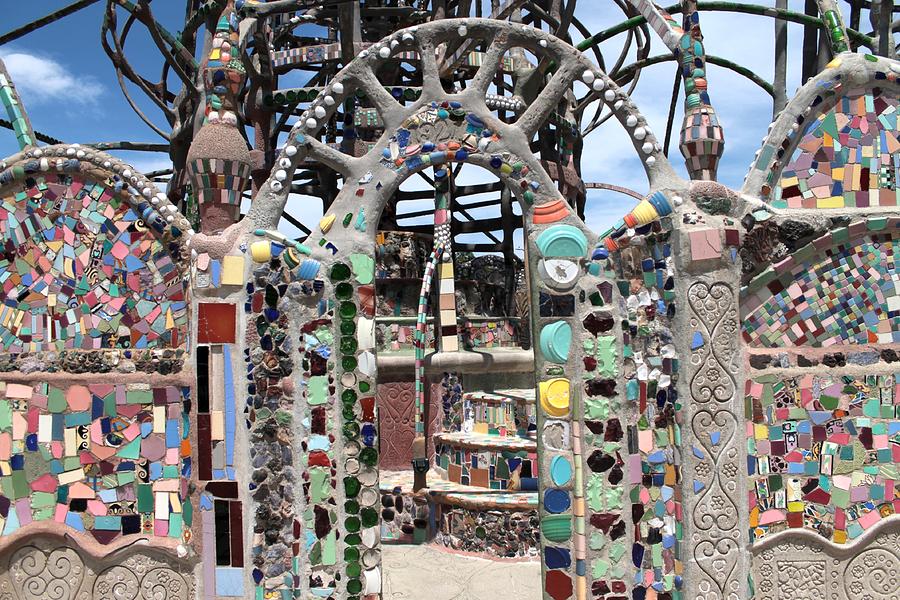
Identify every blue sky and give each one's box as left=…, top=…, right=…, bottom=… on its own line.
left=0, top=1, right=864, bottom=239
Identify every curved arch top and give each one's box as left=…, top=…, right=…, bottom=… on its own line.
left=0, top=145, right=192, bottom=354
left=741, top=53, right=900, bottom=204
left=246, top=18, right=684, bottom=233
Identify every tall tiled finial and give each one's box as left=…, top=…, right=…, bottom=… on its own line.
left=186, top=0, right=253, bottom=234
left=0, top=59, right=36, bottom=150
left=677, top=1, right=724, bottom=181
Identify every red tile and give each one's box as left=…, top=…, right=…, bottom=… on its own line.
left=230, top=500, right=244, bottom=567
left=197, top=303, right=237, bottom=344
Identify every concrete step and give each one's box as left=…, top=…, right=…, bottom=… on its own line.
left=433, top=431, right=537, bottom=490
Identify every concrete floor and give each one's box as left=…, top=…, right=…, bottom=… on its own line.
left=382, top=545, right=541, bottom=599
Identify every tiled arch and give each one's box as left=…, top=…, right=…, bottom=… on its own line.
left=0, top=146, right=197, bottom=589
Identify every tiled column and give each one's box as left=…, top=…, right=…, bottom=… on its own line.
left=434, top=167, right=459, bottom=352
left=675, top=196, right=748, bottom=600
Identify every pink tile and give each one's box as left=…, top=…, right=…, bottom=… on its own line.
left=689, top=229, right=723, bottom=262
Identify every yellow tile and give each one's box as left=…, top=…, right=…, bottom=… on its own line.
left=818, top=196, right=845, bottom=209
left=222, top=255, right=245, bottom=286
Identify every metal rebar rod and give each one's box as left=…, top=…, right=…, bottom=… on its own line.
left=0, top=0, right=103, bottom=46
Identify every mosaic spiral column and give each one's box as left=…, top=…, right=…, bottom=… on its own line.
left=0, top=61, right=35, bottom=150
left=677, top=7, right=724, bottom=181
left=433, top=168, right=459, bottom=354
left=186, top=0, right=252, bottom=234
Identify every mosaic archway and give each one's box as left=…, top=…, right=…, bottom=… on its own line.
left=241, top=17, right=690, bottom=600
left=1, top=13, right=898, bottom=600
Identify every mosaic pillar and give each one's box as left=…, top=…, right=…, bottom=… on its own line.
left=186, top=0, right=252, bottom=234
left=675, top=191, right=748, bottom=600
left=237, top=20, right=681, bottom=600
left=247, top=232, right=380, bottom=599
left=593, top=190, right=684, bottom=600
left=529, top=218, right=599, bottom=600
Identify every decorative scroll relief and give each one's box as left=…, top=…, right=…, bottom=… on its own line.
left=0, top=538, right=193, bottom=600
left=685, top=281, right=743, bottom=600
left=752, top=525, right=900, bottom=600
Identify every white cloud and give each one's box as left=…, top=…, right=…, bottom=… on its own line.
left=126, top=155, right=174, bottom=175
left=0, top=50, right=103, bottom=105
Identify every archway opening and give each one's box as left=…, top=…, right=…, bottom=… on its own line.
left=372, top=162, right=543, bottom=573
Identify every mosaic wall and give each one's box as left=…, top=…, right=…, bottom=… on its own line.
left=606, top=223, right=683, bottom=600
left=375, top=321, right=434, bottom=352
left=246, top=234, right=381, bottom=598
left=742, top=227, right=900, bottom=347
left=0, top=174, right=187, bottom=353
left=434, top=502, right=540, bottom=558
left=433, top=433, right=537, bottom=490
left=774, top=88, right=900, bottom=209
left=746, top=373, right=900, bottom=545
left=0, top=381, right=191, bottom=544
left=0, top=152, right=195, bottom=577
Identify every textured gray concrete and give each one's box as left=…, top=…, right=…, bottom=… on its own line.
left=382, top=545, right=541, bottom=599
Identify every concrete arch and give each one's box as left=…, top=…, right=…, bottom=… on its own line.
left=741, top=53, right=900, bottom=203
left=237, top=17, right=698, bottom=600
left=245, top=17, right=682, bottom=234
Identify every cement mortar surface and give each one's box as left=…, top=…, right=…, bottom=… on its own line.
left=382, top=544, right=540, bottom=599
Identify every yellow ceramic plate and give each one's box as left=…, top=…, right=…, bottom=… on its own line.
left=539, top=378, right=570, bottom=417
